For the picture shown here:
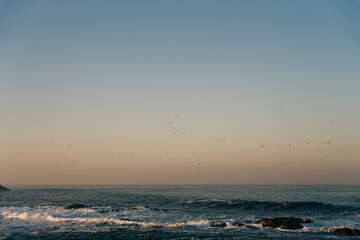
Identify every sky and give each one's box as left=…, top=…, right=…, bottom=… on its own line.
left=1, top=0, right=359, bottom=185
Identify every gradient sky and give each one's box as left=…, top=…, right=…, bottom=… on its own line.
left=1, top=0, right=359, bottom=185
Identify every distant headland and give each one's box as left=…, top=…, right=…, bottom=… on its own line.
left=0, top=185, right=10, bottom=191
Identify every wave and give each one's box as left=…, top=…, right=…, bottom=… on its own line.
left=0, top=206, right=162, bottom=228
left=0, top=207, right=222, bottom=229
left=1, top=206, right=359, bottom=235
left=180, top=199, right=359, bottom=213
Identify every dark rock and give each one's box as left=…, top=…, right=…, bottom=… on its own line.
left=262, top=217, right=304, bottom=229
left=111, top=209, right=120, bottom=212
left=280, top=221, right=303, bottom=230
left=64, top=203, right=86, bottom=210
left=331, top=228, right=354, bottom=236
left=233, top=222, right=245, bottom=227
left=210, top=220, right=227, bottom=227
left=353, top=229, right=360, bottom=236
left=304, top=219, right=314, bottom=223
left=0, top=185, right=10, bottom=191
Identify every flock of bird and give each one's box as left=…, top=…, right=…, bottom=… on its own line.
left=161, top=111, right=335, bottom=174
left=31, top=107, right=335, bottom=176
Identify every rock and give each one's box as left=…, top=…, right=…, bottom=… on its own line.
left=353, top=229, right=360, bottom=236
left=331, top=228, right=354, bottom=236
left=304, top=219, right=314, bottom=223
left=262, top=217, right=304, bottom=229
left=210, top=221, right=227, bottom=227
left=233, top=222, right=245, bottom=227
left=0, top=185, right=10, bottom=191
left=280, top=221, right=303, bottom=230
left=64, top=204, right=86, bottom=209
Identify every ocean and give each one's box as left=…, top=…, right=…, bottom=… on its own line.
left=0, top=185, right=359, bottom=239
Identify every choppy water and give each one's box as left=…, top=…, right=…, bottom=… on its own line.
left=0, top=185, right=359, bottom=239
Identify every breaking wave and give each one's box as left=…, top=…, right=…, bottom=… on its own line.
left=180, top=199, right=359, bottom=213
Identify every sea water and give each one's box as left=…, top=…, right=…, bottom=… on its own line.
left=0, top=185, right=359, bottom=239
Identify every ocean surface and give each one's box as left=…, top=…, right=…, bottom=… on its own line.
left=0, top=185, right=359, bottom=239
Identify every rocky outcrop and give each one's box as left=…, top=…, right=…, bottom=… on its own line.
left=0, top=185, right=10, bottom=191
left=331, top=228, right=360, bottom=236
left=63, top=203, right=86, bottom=209
left=262, top=217, right=304, bottom=229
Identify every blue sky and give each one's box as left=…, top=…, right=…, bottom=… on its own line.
left=1, top=0, right=359, bottom=184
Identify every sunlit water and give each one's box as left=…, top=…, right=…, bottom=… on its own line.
left=0, top=185, right=359, bottom=239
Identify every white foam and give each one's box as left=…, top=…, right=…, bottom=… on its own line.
left=183, top=219, right=210, bottom=227
left=1, top=206, right=359, bottom=233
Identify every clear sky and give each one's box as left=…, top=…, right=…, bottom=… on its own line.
left=1, top=0, right=359, bottom=185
